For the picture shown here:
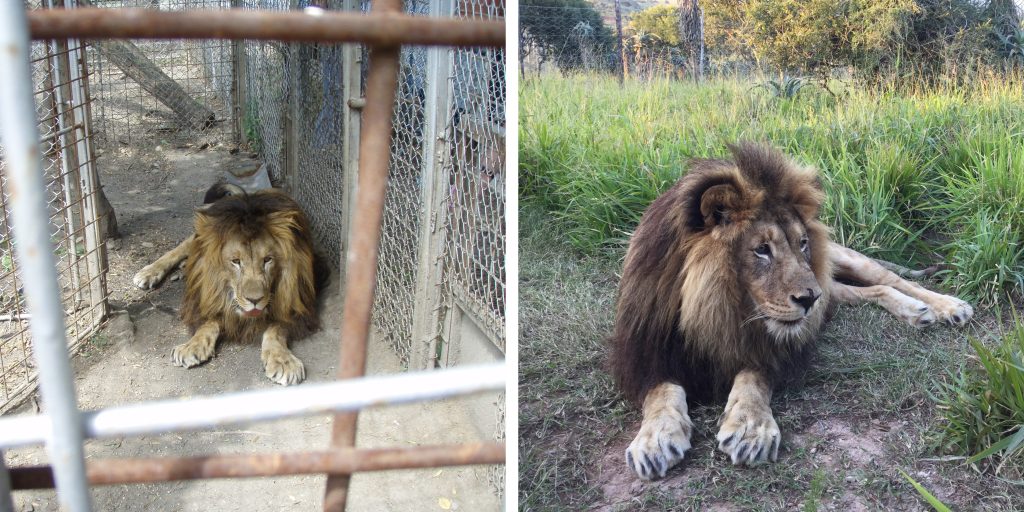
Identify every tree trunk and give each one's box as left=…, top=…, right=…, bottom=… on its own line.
left=92, top=38, right=216, bottom=129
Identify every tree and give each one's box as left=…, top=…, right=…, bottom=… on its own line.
left=520, top=0, right=617, bottom=72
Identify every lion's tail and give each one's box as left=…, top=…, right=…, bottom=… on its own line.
left=202, top=182, right=246, bottom=205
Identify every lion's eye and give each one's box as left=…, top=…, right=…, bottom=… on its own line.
left=264, top=256, right=273, bottom=264
left=800, top=237, right=809, bottom=253
left=754, top=243, right=771, bottom=259
left=231, top=258, right=241, bottom=266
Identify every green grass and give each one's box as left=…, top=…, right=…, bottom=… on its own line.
left=519, top=73, right=1024, bottom=304
left=932, top=319, right=1024, bottom=477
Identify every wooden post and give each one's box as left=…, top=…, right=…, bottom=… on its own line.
left=282, top=0, right=302, bottom=193
left=409, top=0, right=455, bottom=371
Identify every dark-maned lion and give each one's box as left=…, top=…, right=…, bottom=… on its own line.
left=611, top=142, right=973, bottom=480
left=133, top=184, right=325, bottom=386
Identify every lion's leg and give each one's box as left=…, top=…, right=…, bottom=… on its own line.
left=831, top=282, right=937, bottom=327
left=625, top=382, right=693, bottom=480
left=261, top=324, right=306, bottom=386
left=829, top=242, right=973, bottom=325
left=133, top=234, right=195, bottom=290
left=716, top=369, right=780, bottom=466
left=171, top=320, right=219, bottom=368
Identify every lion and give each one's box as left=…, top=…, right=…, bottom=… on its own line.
left=132, top=184, right=326, bottom=386
left=610, top=142, right=973, bottom=480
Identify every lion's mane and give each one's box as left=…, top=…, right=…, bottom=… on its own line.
left=182, top=190, right=321, bottom=344
left=610, top=142, right=832, bottom=403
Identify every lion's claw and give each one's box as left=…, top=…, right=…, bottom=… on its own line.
left=172, top=340, right=214, bottom=368
left=717, top=404, right=780, bottom=466
left=262, top=350, right=305, bottom=386
left=625, top=413, right=692, bottom=480
left=133, top=264, right=165, bottom=290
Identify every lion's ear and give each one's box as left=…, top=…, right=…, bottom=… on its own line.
left=698, top=183, right=742, bottom=228
left=193, top=210, right=213, bottom=234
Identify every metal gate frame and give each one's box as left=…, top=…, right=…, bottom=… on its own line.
left=0, top=4, right=505, bottom=512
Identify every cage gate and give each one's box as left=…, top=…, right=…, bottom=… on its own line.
left=0, top=3, right=505, bottom=511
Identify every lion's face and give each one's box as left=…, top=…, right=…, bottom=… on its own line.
left=738, top=217, right=824, bottom=341
left=220, top=234, right=278, bottom=318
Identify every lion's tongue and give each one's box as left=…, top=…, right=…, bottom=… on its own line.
left=244, top=309, right=263, bottom=318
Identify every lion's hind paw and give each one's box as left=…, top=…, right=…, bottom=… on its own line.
left=932, top=296, right=973, bottom=326
left=263, top=349, right=305, bottom=386
left=716, top=405, right=780, bottom=466
left=625, top=414, right=692, bottom=480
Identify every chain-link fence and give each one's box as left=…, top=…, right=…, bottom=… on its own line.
left=0, top=0, right=109, bottom=413
left=520, top=0, right=706, bottom=80
left=85, top=0, right=235, bottom=147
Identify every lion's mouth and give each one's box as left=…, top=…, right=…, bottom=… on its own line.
left=240, top=307, right=265, bottom=318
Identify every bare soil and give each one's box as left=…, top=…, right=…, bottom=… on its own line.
left=5, top=145, right=500, bottom=511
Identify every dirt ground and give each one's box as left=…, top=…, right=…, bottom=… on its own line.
left=4, top=145, right=501, bottom=511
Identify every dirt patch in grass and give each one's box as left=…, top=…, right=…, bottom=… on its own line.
left=519, top=207, right=1022, bottom=511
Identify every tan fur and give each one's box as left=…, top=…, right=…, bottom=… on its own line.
left=611, top=142, right=973, bottom=480
left=134, top=188, right=319, bottom=386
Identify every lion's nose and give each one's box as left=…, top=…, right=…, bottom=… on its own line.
left=245, top=295, right=264, bottom=305
left=791, top=288, right=819, bottom=314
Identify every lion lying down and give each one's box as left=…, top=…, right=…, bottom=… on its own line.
left=610, top=142, right=973, bottom=480
left=133, top=184, right=326, bottom=386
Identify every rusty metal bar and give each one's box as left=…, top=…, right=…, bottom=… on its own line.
left=323, top=0, right=404, bottom=509
left=8, top=442, right=504, bottom=490
left=27, top=8, right=503, bottom=48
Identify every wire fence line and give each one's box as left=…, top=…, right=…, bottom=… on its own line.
left=520, top=1, right=707, bottom=80
left=0, top=0, right=109, bottom=414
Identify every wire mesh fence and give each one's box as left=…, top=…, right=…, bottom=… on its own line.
left=84, top=0, right=235, bottom=148
left=0, top=0, right=108, bottom=413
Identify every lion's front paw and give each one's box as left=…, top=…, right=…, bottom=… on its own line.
left=716, top=403, right=780, bottom=466
left=625, top=414, right=693, bottom=480
left=928, top=295, right=973, bottom=326
left=133, top=264, right=166, bottom=290
left=262, top=349, right=305, bottom=386
left=171, top=339, right=215, bottom=368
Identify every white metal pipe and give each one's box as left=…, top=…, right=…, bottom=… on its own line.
left=0, top=3, right=93, bottom=512
left=0, top=363, right=504, bottom=450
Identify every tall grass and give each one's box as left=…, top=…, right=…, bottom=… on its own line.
left=519, top=73, right=1024, bottom=303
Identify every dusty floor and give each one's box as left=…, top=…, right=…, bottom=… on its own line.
left=5, top=146, right=501, bottom=511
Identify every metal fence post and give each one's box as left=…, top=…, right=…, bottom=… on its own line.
left=408, top=0, right=455, bottom=371
left=231, top=0, right=249, bottom=146
left=0, top=3, right=92, bottom=511
left=338, top=0, right=363, bottom=280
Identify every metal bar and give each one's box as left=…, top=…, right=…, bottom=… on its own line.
left=324, top=0, right=404, bottom=508
left=0, top=4, right=93, bottom=511
left=0, top=363, right=504, bottom=450
left=27, top=8, right=503, bottom=48
left=9, top=443, right=504, bottom=489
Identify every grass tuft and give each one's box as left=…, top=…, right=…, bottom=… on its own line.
left=931, top=319, right=1024, bottom=475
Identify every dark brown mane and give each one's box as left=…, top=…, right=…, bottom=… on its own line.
left=609, top=141, right=831, bottom=404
